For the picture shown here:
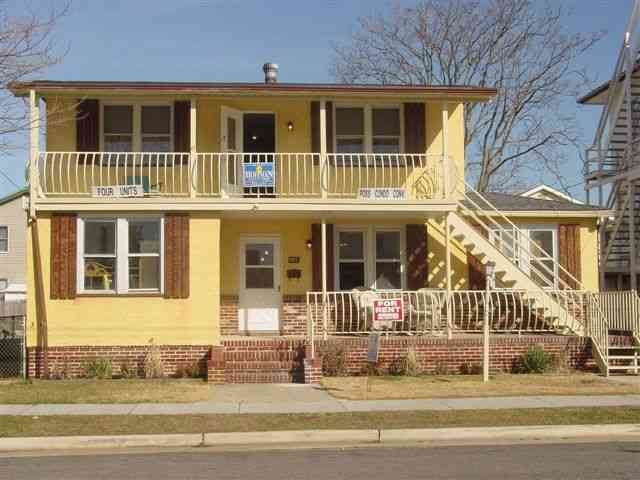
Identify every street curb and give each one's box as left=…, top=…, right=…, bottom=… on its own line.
left=0, top=424, right=639, bottom=452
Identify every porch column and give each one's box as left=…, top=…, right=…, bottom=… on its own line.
left=629, top=181, right=638, bottom=291
left=189, top=98, right=197, bottom=198
left=321, top=217, right=328, bottom=339
left=441, top=103, right=449, bottom=199
left=28, top=89, right=40, bottom=219
left=445, top=212, right=453, bottom=339
left=320, top=100, right=328, bottom=199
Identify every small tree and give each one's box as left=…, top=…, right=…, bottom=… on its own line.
left=332, top=0, right=603, bottom=192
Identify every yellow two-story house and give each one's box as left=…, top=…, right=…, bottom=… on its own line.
left=10, top=64, right=611, bottom=382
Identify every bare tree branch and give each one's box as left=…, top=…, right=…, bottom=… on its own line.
left=331, top=0, right=604, bottom=192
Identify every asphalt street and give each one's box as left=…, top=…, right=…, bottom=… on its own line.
left=2, top=441, right=640, bottom=479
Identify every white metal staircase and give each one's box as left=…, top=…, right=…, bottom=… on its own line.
left=451, top=182, right=586, bottom=336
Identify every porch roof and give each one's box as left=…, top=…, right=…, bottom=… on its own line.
left=8, top=80, right=497, bottom=102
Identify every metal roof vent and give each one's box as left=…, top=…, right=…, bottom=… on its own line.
left=263, top=63, right=279, bottom=84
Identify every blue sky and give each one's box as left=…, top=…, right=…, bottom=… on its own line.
left=0, top=0, right=634, bottom=198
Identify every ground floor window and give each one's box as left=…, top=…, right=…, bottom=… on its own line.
left=78, top=216, right=163, bottom=294
left=336, top=226, right=404, bottom=290
left=490, top=225, right=558, bottom=288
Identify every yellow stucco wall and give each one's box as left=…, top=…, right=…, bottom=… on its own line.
left=26, top=212, right=221, bottom=347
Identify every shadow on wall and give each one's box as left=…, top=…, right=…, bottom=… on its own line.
left=31, top=219, right=49, bottom=377
left=427, top=216, right=468, bottom=289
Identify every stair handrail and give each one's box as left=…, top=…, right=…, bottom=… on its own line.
left=457, top=180, right=584, bottom=292
left=586, top=2, right=640, bottom=178
left=585, top=291, right=611, bottom=376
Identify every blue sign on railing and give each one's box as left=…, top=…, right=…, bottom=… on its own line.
left=243, top=162, right=274, bottom=188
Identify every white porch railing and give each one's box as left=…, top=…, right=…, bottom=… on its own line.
left=36, top=152, right=455, bottom=201
left=306, top=289, right=589, bottom=337
left=592, top=290, right=640, bottom=333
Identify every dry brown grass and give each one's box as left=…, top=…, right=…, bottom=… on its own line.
left=321, top=373, right=640, bottom=400
left=2, top=407, right=640, bottom=437
left=0, top=379, right=211, bottom=404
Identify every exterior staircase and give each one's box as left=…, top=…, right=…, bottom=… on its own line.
left=608, top=331, right=640, bottom=374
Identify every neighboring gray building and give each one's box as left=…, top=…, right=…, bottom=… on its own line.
left=0, top=188, right=28, bottom=301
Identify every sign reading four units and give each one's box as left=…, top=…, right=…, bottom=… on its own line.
left=358, top=188, right=407, bottom=200
left=92, top=185, right=144, bottom=198
left=243, top=162, right=274, bottom=188
left=372, top=298, right=404, bottom=329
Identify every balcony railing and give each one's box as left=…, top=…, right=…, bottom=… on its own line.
left=35, top=152, right=456, bottom=201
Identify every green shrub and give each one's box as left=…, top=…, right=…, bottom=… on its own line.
left=82, top=357, right=113, bottom=379
left=319, top=342, right=347, bottom=376
left=390, top=349, right=421, bottom=376
left=515, top=346, right=554, bottom=374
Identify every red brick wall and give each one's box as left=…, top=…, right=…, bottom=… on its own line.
left=315, top=335, right=593, bottom=375
left=220, top=295, right=240, bottom=336
left=27, top=345, right=212, bottom=379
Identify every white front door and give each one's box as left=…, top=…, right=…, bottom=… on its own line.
left=239, top=237, right=281, bottom=332
left=221, top=106, right=243, bottom=197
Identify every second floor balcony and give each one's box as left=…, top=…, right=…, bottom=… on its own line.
left=34, top=151, right=458, bottom=203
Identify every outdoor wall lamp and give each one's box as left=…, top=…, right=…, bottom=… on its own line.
left=287, top=121, right=294, bottom=132
left=306, top=239, right=313, bottom=249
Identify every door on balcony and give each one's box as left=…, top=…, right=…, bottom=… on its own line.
left=243, top=113, right=276, bottom=197
left=221, top=106, right=243, bottom=197
left=239, top=236, right=281, bottom=333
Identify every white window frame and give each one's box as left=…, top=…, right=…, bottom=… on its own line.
left=333, top=104, right=405, bottom=154
left=0, top=225, right=8, bottom=254
left=335, top=225, right=406, bottom=290
left=100, top=102, right=174, bottom=152
left=490, top=224, right=558, bottom=289
left=77, top=215, right=164, bottom=295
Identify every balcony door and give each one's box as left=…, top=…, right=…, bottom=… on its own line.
left=243, top=113, right=276, bottom=197
left=221, top=106, right=243, bottom=197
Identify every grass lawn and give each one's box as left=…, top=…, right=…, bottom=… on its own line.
left=322, top=373, right=640, bottom=400
left=0, top=379, right=211, bottom=404
left=1, top=407, right=640, bottom=437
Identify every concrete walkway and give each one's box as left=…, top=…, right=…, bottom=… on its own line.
left=2, top=384, right=640, bottom=416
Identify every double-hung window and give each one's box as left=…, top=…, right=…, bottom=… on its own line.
left=334, top=105, right=402, bottom=155
left=336, top=227, right=404, bottom=290
left=102, top=104, right=172, bottom=152
left=0, top=226, right=8, bottom=253
left=79, top=217, right=163, bottom=294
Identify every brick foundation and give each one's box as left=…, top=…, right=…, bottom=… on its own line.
left=27, top=345, right=212, bottom=379
left=315, top=335, right=594, bottom=375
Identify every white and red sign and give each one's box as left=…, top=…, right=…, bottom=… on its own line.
left=372, top=298, right=404, bottom=328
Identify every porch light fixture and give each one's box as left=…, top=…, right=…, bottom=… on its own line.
left=306, top=239, right=313, bottom=249
left=287, top=121, right=294, bottom=132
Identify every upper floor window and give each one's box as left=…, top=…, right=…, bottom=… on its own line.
left=335, top=105, right=402, bottom=154
left=102, top=104, right=172, bottom=152
left=0, top=226, right=8, bottom=253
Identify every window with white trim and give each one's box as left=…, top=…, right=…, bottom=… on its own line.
left=489, top=225, right=557, bottom=289
left=334, top=105, right=402, bottom=154
left=102, top=104, right=172, bottom=152
left=0, top=226, right=7, bottom=253
left=79, top=217, right=163, bottom=294
left=336, top=226, right=404, bottom=290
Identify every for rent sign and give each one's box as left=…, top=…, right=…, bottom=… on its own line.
left=372, top=298, right=404, bottom=329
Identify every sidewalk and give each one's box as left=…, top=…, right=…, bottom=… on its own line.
left=2, top=384, right=640, bottom=416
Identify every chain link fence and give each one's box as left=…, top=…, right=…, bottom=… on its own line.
left=0, top=301, right=26, bottom=378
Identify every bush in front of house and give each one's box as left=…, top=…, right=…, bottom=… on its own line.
left=175, top=361, right=202, bottom=379
left=389, top=348, right=421, bottom=376
left=514, top=345, right=555, bottom=374
left=82, top=357, right=113, bottom=379
left=119, top=361, right=137, bottom=379
left=459, top=361, right=482, bottom=375
left=319, top=342, right=347, bottom=376
left=144, top=338, right=165, bottom=378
